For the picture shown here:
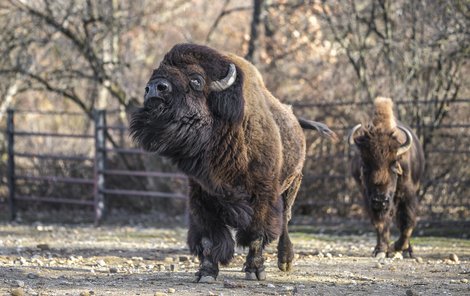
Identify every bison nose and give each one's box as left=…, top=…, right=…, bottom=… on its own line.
left=144, top=79, right=172, bottom=104
left=371, top=194, right=391, bottom=211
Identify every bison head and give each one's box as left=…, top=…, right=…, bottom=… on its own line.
left=348, top=98, right=412, bottom=212
left=130, top=44, right=244, bottom=159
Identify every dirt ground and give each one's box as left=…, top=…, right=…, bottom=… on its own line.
left=1, top=215, right=469, bottom=296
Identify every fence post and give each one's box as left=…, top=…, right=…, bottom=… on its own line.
left=94, top=109, right=107, bottom=225
left=7, top=109, right=16, bottom=221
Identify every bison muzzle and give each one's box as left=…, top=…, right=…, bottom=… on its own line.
left=130, top=43, right=336, bottom=282
left=349, top=97, right=425, bottom=258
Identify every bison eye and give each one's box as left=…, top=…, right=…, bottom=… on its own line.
left=189, top=75, right=205, bottom=91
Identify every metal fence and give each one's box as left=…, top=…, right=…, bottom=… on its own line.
left=4, top=109, right=187, bottom=225
left=2, top=98, right=470, bottom=223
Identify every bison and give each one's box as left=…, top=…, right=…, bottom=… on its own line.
left=130, top=43, right=336, bottom=282
left=348, top=97, right=425, bottom=258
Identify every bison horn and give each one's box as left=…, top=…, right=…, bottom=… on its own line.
left=210, top=63, right=237, bottom=91
left=396, top=126, right=413, bottom=156
left=348, top=124, right=362, bottom=145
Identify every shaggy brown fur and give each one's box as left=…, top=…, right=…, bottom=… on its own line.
left=130, top=43, right=336, bottom=282
left=350, top=97, right=425, bottom=258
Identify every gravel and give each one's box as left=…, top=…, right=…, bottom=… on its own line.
left=0, top=223, right=469, bottom=296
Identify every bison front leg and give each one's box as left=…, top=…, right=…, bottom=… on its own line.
left=188, top=222, right=235, bottom=283
left=187, top=185, right=235, bottom=282
left=371, top=219, right=391, bottom=258
left=194, top=237, right=219, bottom=282
left=238, top=197, right=283, bottom=281
left=243, top=236, right=266, bottom=281
left=390, top=197, right=418, bottom=258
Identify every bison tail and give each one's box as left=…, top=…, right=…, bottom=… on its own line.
left=298, top=118, right=338, bottom=142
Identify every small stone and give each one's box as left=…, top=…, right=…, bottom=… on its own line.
left=25, top=288, right=38, bottom=296
left=326, top=253, right=333, bottom=259
left=32, top=258, right=43, bottom=266
left=14, top=280, right=25, bottom=288
left=391, top=252, right=403, bottom=260
left=96, top=259, right=106, bottom=267
left=406, top=289, right=414, bottom=296
left=36, top=244, right=50, bottom=251
left=68, top=255, right=77, bottom=262
left=375, top=263, right=382, bottom=269
left=179, top=256, right=190, bottom=262
left=163, top=257, right=173, bottom=263
left=375, top=252, right=386, bottom=259
left=267, top=283, right=275, bottom=288
left=10, top=288, right=24, bottom=296
left=223, top=280, right=246, bottom=288
left=80, top=292, right=91, bottom=296
left=169, top=264, right=178, bottom=272
left=283, top=286, right=294, bottom=291
left=317, top=252, right=324, bottom=258
left=444, top=259, right=453, bottom=264
left=158, top=265, right=166, bottom=272
left=449, top=253, right=459, bottom=263
left=415, top=257, right=423, bottom=264
left=461, top=279, right=469, bottom=284
left=109, top=267, right=118, bottom=273
left=167, top=288, right=176, bottom=294
left=27, top=273, right=38, bottom=279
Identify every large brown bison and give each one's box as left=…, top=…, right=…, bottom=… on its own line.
left=130, top=44, right=336, bottom=282
left=349, top=97, right=425, bottom=258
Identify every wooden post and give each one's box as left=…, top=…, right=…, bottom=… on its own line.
left=7, top=109, right=16, bottom=221
left=94, top=109, right=107, bottom=225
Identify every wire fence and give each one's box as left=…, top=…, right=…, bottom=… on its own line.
left=1, top=98, right=469, bottom=223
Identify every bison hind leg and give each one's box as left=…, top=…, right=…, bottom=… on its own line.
left=277, top=174, right=302, bottom=272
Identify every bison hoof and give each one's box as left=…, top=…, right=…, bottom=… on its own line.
left=278, top=261, right=293, bottom=272
left=389, top=242, right=414, bottom=259
left=402, top=246, right=414, bottom=259
left=389, top=251, right=404, bottom=260
left=374, top=252, right=387, bottom=259
left=245, top=269, right=266, bottom=281
left=194, top=268, right=218, bottom=283
left=245, top=272, right=258, bottom=280
left=196, top=275, right=216, bottom=283
left=403, top=250, right=414, bottom=259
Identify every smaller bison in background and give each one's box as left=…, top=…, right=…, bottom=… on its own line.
left=349, top=97, right=425, bottom=258
left=130, top=43, right=336, bottom=282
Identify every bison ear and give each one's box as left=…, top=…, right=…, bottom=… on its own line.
left=354, top=135, right=368, bottom=148
left=207, top=65, right=244, bottom=124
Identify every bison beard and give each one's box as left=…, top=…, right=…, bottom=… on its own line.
left=130, top=43, right=336, bottom=282
left=349, top=97, right=425, bottom=258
